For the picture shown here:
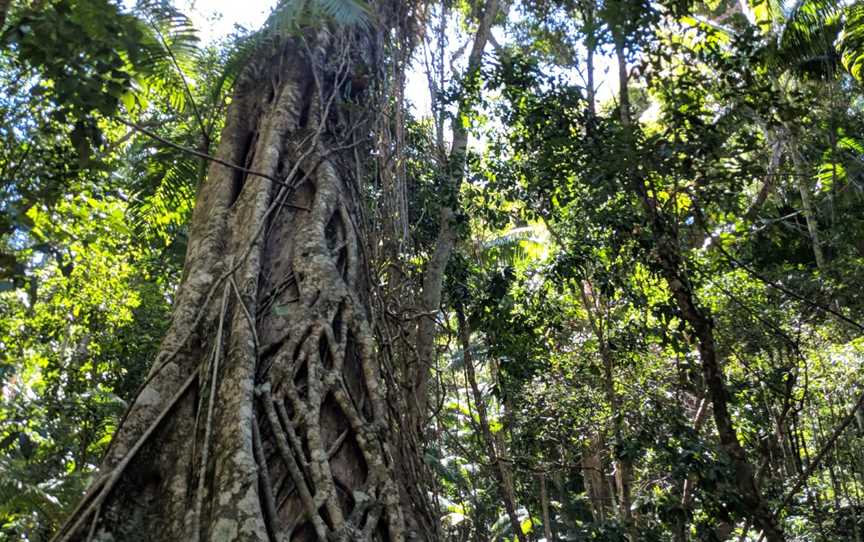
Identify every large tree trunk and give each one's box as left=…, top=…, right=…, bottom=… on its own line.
left=581, top=434, right=610, bottom=522
left=53, top=20, right=434, bottom=542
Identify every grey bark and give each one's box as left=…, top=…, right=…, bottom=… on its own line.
left=789, top=140, right=827, bottom=271
left=413, top=0, right=501, bottom=426
left=744, top=134, right=783, bottom=221
left=53, top=21, right=433, bottom=542
left=577, top=281, right=635, bottom=539
left=581, top=434, right=609, bottom=522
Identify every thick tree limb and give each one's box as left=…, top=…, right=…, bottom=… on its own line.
left=414, top=0, right=502, bottom=425
left=612, top=24, right=784, bottom=542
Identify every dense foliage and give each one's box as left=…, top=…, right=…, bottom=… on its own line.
left=2, top=0, right=864, bottom=540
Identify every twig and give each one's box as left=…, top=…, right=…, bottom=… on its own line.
left=690, top=201, right=864, bottom=332
left=252, top=414, right=280, bottom=541
left=712, top=239, right=864, bottom=332
left=230, top=275, right=260, bottom=354
left=116, top=118, right=283, bottom=185
left=84, top=501, right=101, bottom=542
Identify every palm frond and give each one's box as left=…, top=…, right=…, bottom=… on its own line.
left=775, top=0, right=843, bottom=78
left=479, top=225, right=548, bottom=268
left=205, top=32, right=261, bottom=112
left=126, top=0, right=202, bottom=114
left=316, top=0, right=371, bottom=26
left=202, top=0, right=371, bottom=107
left=126, top=144, right=197, bottom=248
left=839, top=3, right=864, bottom=83
left=270, top=0, right=371, bottom=34
left=749, top=0, right=787, bottom=31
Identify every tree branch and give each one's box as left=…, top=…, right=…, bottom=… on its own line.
left=115, top=117, right=284, bottom=185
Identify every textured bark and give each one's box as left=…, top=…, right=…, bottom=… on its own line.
left=53, top=21, right=432, bottom=542
left=578, top=281, right=634, bottom=539
left=581, top=434, right=609, bottom=522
